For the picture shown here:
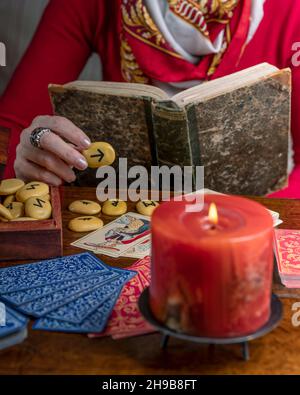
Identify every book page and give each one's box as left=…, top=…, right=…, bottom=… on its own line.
left=172, top=63, right=279, bottom=107
left=62, top=81, right=169, bottom=102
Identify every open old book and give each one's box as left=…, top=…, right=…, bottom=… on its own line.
left=49, top=63, right=291, bottom=194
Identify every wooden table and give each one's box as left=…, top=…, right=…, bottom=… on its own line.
left=1, top=187, right=300, bottom=375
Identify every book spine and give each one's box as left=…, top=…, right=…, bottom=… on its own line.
left=185, top=104, right=202, bottom=168
left=142, top=97, right=159, bottom=166
left=151, top=101, right=198, bottom=168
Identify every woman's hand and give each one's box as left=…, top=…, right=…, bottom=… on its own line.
left=14, top=115, right=91, bottom=185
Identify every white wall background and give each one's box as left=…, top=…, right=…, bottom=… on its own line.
left=0, top=0, right=101, bottom=96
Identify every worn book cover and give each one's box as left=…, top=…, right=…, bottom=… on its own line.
left=49, top=63, right=291, bottom=194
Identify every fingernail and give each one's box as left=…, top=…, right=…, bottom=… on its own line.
left=76, top=157, right=88, bottom=170
left=67, top=174, right=76, bottom=183
left=82, top=138, right=91, bottom=148
left=53, top=179, right=63, bottom=187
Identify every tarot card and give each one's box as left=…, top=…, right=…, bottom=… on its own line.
left=0, top=253, right=108, bottom=294
left=129, top=256, right=151, bottom=286
left=15, top=272, right=123, bottom=317
left=1, top=270, right=115, bottom=307
left=122, top=237, right=151, bottom=258
left=71, top=213, right=151, bottom=257
left=273, top=219, right=283, bottom=227
left=105, top=272, right=154, bottom=338
left=0, top=305, right=28, bottom=338
left=274, top=229, right=300, bottom=287
left=129, top=255, right=151, bottom=270
left=44, top=270, right=136, bottom=324
left=89, top=256, right=153, bottom=338
left=0, top=327, right=28, bottom=351
left=111, top=325, right=156, bottom=339
left=33, top=293, right=120, bottom=333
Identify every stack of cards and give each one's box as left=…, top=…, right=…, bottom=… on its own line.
left=274, top=229, right=300, bottom=288
left=0, top=305, right=28, bottom=351
left=72, top=212, right=151, bottom=258
left=89, top=256, right=155, bottom=339
left=0, top=253, right=136, bottom=333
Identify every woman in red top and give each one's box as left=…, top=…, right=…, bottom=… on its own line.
left=0, top=0, right=299, bottom=197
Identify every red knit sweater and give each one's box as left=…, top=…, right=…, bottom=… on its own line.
left=0, top=0, right=300, bottom=197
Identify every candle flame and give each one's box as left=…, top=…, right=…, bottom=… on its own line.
left=208, top=203, right=218, bottom=226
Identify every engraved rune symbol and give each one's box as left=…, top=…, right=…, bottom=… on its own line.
left=111, top=200, right=119, bottom=207
left=81, top=201, right=91, bottom=205
left=143, top=201, right=156, bottom=207
left=26, top=183, right=40, bottom=190
left=90, top=149, right=104, bottom=162
left=33, top=198, right=45, bottom=208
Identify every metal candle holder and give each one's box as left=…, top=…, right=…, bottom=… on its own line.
left=139, top=288, right=282, bottom=361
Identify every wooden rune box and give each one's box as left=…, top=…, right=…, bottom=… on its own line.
left=0, top=187, right=63, bottom=261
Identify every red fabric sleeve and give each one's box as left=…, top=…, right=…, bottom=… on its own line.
left=267, top=0, right=300, bottom=198
left=269, top=63, right=300, bottom=199
left=0, top=0, right=105, bottom=178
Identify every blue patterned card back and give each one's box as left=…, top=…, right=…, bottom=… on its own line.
left=0, top=253, right=109, bottom=294
left=0, top=305, right=28, bottom=338
left=33, top=293, right=120, bottom=333
left=0, top=327, right=28, bottom=351
left=1, top=270, right=116, bottom=307
left=45, top=270, right=136, bottom=324
left=16, top=272, right=122, bottom=317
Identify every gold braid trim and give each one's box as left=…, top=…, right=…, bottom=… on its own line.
left=122, top=0, right=166, bottom=47
left=120, top=0, right=182, bottom=83
left=168, top=0, right=238, bottom=38
left=197, top=0, right=238, bottom=18
left=207, top=23, right=231, bottom=76
left=120, top=36, right=149, bottom=84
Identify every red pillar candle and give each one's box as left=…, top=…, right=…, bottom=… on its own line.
left=150, top=194, right=274, bottom=338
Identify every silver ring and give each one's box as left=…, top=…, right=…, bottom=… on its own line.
left=30, top=127, right=52, bottom=148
